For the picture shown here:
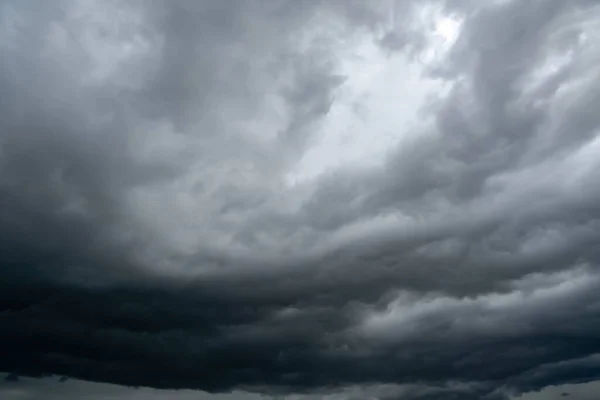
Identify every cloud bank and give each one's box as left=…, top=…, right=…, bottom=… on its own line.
left=2, top=0, right=600, bottom=399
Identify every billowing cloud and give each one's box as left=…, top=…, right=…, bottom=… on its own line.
left=2, top=0, right=600, bottom=399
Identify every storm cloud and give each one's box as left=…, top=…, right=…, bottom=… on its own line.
left=2, top=0, right=600, bottom=399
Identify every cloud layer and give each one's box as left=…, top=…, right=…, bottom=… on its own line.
left=2, top=0, right=600, bottom=399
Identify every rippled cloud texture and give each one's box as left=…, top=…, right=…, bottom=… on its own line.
left=2, top=0, right=600, bottom=399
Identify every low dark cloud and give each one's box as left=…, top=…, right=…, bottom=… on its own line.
left=2, top=0, right=600, bottom=399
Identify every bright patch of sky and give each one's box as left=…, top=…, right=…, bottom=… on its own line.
left=285, top=9, right=461, bottom=185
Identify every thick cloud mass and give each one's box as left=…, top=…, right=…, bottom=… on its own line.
left=2, top=0, right=600, bottom=399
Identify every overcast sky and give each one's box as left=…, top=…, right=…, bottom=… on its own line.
left=1, top=0, right=600, bottom=399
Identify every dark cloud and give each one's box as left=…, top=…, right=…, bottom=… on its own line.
left=2, top=0, right=600, bottom=399
left=4, top=374, right=19, bottom=383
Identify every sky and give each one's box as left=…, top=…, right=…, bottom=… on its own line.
left=1, top=0, right=600, bottom=399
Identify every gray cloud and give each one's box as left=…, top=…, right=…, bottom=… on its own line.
left=2, top=0, right=600, bottom=399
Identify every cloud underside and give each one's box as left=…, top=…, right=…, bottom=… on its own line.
left=2, top=0, right=600, bottom=399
